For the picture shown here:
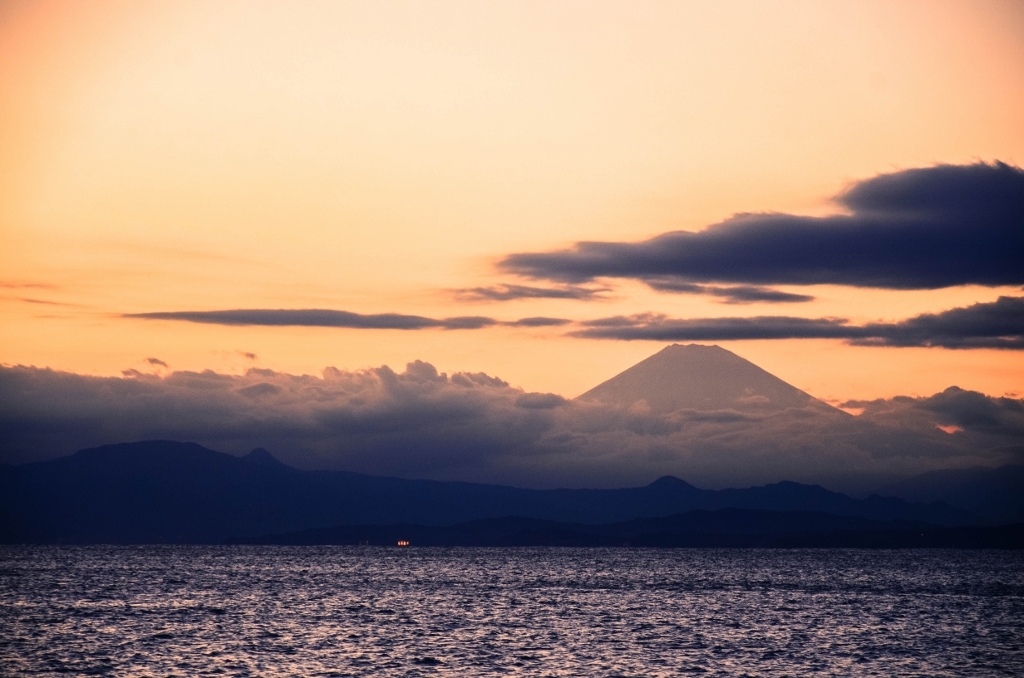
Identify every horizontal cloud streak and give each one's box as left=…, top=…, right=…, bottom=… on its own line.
left=455, top=284, right=607, bottom=301
left=644, top=280, right=814, bottom=303
left=574, top=315, right=853, bottom=341
left=572, top=296, right=1024, bottom=349
left=501, top=162, right=1024, bottom=290
left=126, top=309, right=574, bottom=331
left=124, top=298, right=1022, bottom=349
left=507, top=317, right=573, bottom=327
left=126, top=309, right=498, bottom=330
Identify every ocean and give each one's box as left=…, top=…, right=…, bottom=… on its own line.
left=2, top=546, right=1022, bottom=676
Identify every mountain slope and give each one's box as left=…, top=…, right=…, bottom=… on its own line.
left=577, top=344, right=838, bottom=414
left=0, top=441, right=978, bottom=543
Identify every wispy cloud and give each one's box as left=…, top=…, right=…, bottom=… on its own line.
left=126, top=309, right=498, bottom=330
left=574, top=314, right=850, bottom=341
left=124, top=297, right=1024, bottom=349
left=125, top=308, right=571, bottom=331
left=0, top=281, right=58, bottom=290
left=643, top=280, right=814, bottom=303
left=454, top=284, right=608, bottom=302
left=12, top=297, right=66, bottom=306
left=507, top=317, right=573, bottom=327
left=501, top=162, right=1024, bottom=291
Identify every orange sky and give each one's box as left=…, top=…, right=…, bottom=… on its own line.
left=1, top=0, right=1022, bottom=400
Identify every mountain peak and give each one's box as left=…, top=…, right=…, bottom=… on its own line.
left=577, top=343, right=835, bottom=414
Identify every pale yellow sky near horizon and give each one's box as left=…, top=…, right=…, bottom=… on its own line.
left=1, top=0, right=1023, bottom=401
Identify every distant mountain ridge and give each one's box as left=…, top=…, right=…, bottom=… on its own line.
left=0, top=441, right=980, bottom=544
left=577, top=344, right=840, bottom=415
left=875, top=464, right=1024, bottom=524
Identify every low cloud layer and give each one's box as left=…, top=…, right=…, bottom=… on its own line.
left=501, top=162, right=1024, bottom=290
left=1, top=362, right=1020, bottom=491
left=572, top=296, right=1024, bottom=349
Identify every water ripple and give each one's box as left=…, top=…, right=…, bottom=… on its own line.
left=1, top=546, right=1022, bottom=676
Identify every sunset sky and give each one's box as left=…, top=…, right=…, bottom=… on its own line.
left=2, top=0, right=1022, bottom=408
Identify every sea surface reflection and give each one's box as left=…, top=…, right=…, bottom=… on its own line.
left=2, top=546, right=1022, bottom=676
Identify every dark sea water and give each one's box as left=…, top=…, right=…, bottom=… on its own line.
left=1, top=547, right=1022, bottom=677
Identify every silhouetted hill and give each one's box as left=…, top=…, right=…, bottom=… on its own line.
left=875, top=464, right=1024, bottom=524
left=577, top=344, right=840, bottom=415
left=240, top=510, right=1024, bottom=549
left=0, top=441, right=980, bottom=543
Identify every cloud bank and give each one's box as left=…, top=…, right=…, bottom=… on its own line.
left=1, top=362, right=1020, bottom=491
left=572, top=296, right=1024, bottom=349
left=501, top=162, right=1024, bottom=290
left=844, top=387, right=1024, bottom=439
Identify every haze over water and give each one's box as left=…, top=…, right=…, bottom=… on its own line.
left=3, top=546, right=1022, bottom=677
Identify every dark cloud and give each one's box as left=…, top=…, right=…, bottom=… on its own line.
left=1, top=362, right=1020, bottom=491
left=507, top=317, right=572, bottom=327
left=455, top=284, right=607, bottom=301
left=145, top=358, right=169, bottom=367
left=574, top=314, right=851, bottom=341
left=644, top=279, right=814, bottom=303
left=571, top=296, right=1024, bottom=349
left=853, top=296, right=1024, bottom=349
left=916, top=387, right=1024, bottom=436
left=843, top=387, right=1024, bottom=440
left=501, top=162, right=1024, bottom=290
left=438, top=316, right=497, bottom=330
left=126, top=308, right=573, bottom=332
left=126, top=309, right=497, bottom=330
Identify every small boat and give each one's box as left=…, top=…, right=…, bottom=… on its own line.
left=397, top=540, right=410, bottom=547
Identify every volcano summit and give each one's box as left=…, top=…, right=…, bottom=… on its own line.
left=577, top=343, right=839, bottom=415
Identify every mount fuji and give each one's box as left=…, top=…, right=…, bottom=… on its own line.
left=577, top=343, right=840, bottom=415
